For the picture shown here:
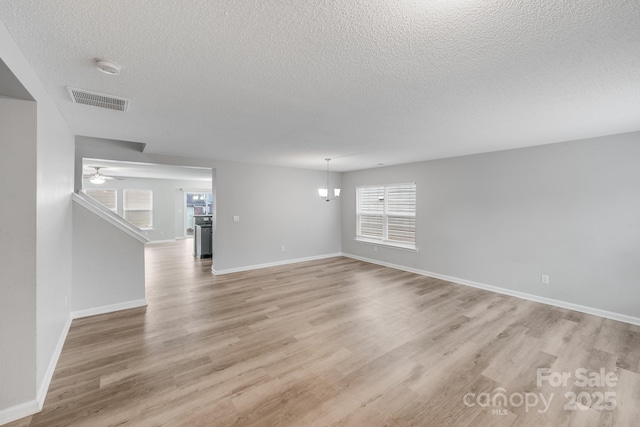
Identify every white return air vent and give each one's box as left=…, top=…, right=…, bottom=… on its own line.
left=67, top=87, right=129, bottom=111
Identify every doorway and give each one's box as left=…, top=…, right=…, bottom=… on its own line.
left=185, top=191, right=213, bottom=237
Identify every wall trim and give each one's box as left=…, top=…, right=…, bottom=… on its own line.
left=0, top=315, right=72, bottom=425
left=36, top=315, right=72, bottom=410
left=343, top=253, right=640, bottom=327
left=72, top=192, right=149, bottom=244
left=71, top=299, right=147, bottom=319
left=3, top=300, right=148, bottom=424
left=212, top=253, right=342, bottom=275
left=0, top=399, right=39, bottom=426
left=145, top=239, right=176, bottom=245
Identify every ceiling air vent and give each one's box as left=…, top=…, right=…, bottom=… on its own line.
left=67, top=87, right=129, bottom=111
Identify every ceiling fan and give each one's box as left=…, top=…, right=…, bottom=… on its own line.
left=83, top=166, right=122, bottom=185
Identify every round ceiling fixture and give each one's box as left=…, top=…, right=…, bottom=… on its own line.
left=95, top=59, right=121, bottom=75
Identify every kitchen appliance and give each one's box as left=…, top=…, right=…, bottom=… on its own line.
left=194, top=215, right=212, bottom=258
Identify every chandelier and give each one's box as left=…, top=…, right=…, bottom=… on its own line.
left=318, top=158, right=340, bottom=202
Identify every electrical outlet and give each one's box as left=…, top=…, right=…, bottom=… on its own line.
left=541, top=274, right=550, bottom=285
left=281, top=245, right=285, bottom=252
left=64, top=296, right=68, bottom=308
left=373, top=246, right=377, bottom=252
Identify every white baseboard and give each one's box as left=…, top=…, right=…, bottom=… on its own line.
left=71, top=299, right=148, bottom=319
left=36, top=315, right=72, bottom=409
left=343, top=253, right=640, bottom=327
left=0, top=399, right=39, bottom=426
left=1, top=301, right=148, bottom=424
left=212, top=253, right=342, bottom=275
left=0, top=315, right=73, bottom=425
left=145, top=239, right=176, bottom=245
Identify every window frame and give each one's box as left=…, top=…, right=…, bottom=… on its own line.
left=123, top=189, right=153, bottom=229
left=356, top=182, right=417, bottom=251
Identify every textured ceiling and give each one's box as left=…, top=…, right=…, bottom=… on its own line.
left=0, top=0, right=639, bottom=171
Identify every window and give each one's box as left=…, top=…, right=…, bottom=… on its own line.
left=357, top=183, right=416, bottom=249
left=85, top=189, right=117, bottom=212
left=123, top=189, right=153, bottom=229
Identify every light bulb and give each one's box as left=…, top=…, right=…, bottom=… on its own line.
left=90, top=175, right=105, bottom=185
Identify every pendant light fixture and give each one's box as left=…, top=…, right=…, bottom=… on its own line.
left=318, top=158, right=340, bottom=202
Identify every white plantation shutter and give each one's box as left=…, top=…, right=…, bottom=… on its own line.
left=357, top=186, right=384, bottom=239
left=360, top=215, right=383, bottom=239
left=387, top=216, right=416, bottom=244
left=386, top=184, right=416, bottom=245
left=357, top=183, right=416, bottom=249
left=123, top=189, right=153, bottom=228
left=85, top=189, right=116, bottom=212
left=386, top=184, right=416, bottom=215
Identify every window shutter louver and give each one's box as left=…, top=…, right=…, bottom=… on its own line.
left=386, top=184, right=416, bottom=215
left=357, top=186, right=384, bottom=239
left=85, top=189, right=117, bottom=212
left=386, top=184, right=416, bottom=245
left=124, top=189, right=153, bottom=228
left=360, top=215, right=384, bottom=239
left=387, top=217, right=416, bottom=244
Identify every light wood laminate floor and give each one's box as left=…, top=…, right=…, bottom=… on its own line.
left=6, top=240, right=640, bottom=426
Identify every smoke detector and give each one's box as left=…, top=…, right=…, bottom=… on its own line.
left=95, top=59, right=121, bottom=75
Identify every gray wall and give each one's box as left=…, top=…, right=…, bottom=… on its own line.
left=34, top=85, right=74, bottom=400
left=76, top=137, right=343, bottom=273
left=342, top=132, right=640, bottom=319
left=174, top=189, right=185, bottom=238
left=83, top=177, right=211, bottom=242
left=1, top=19, right=74, bottom=418
left=72, top=202, right=145, bottom=312
left=0, top=97, right=37, bottom=410
left=211, top=160, right=342, bottom=272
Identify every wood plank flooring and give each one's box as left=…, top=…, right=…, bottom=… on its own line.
left=6, top=239, right=640, bottom=426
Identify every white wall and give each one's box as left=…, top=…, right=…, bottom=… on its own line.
left=83, top=177, right=211, bottom=242
left=72, top=202, right=146, bottom=313
left=342, top=132, right=640, bottom=320
left=76, top=137, right=343, bottom=273
left=0, top=97, right=37, bottom=412
left=0, top=19, right=74, bottom=421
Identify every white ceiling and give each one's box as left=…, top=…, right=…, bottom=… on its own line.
left=1, top=0, right=639, bottom=171
left=83, top=159, right=212, bottom=181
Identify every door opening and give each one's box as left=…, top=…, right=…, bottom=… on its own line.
left=185, top=192, right=213, bottom=237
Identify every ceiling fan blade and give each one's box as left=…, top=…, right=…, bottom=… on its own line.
left=83, top=175, right=124, bottom=181
left=83, top=166, right=126, bottom=181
